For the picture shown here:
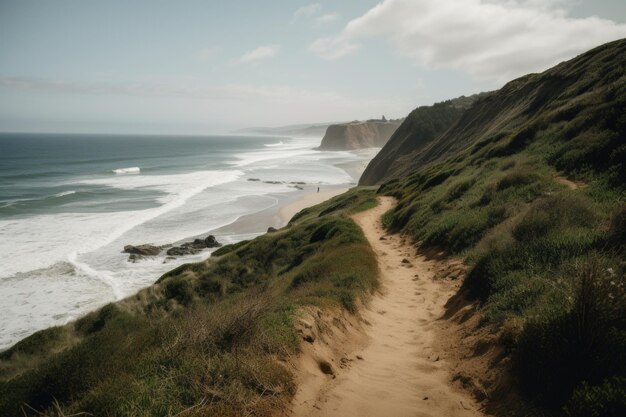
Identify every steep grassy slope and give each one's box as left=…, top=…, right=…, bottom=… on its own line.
left=359, top=95, right=483, bottom=185
left=378, top=39, right=626, bottom=416
left=0, top=189, right=379, bottom=417
left=362, top=38, right=625, bottom=187
left=318, top=120, right=402, bottom=150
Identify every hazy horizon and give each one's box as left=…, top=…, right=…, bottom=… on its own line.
left=2, top=0, right=626, bottom=135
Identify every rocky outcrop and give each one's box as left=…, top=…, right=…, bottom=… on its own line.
left=166, top=236, right=221, bottom=256
left=124, top=235, right=221, bottom=262
left=123, top=244, right=162, bottom=256
left=318, top=120, right=402, bottom=150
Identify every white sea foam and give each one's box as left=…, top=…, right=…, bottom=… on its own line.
left=0, top=135, right=379, bottom=350
left=89, top=169, right=240, bottom=247
left=264, top=140, right=284, bottom=147
left=112, top=166, right=140, bottom=174
left=68, top=252, right=124, bottom=299
left=54, top=190, right=76, bottom=197
left=231, top=148, right=319, bottom=167
left=0, top=170, right=243, bottom=278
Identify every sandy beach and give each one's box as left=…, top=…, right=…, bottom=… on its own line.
left=210, top=186, right=351, bottom=244
left=279, top=188, right=350, bottom=224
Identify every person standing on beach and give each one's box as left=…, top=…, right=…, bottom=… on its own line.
left=317, top=187, right=320, bottom=193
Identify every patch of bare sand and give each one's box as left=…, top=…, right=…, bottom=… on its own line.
left=280, top=189, right=349, bottom=224
left=291, top=197, right=486, bottom=417
left=555, top=175, right=586, bottom=190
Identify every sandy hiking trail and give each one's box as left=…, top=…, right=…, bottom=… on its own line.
left=555, top=175, right=585, bottom=190
left=292, top=197, right=485, bottom=417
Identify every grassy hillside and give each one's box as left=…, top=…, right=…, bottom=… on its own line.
left=0, top=189, right=379, bottom=417
left=359, top=94, right=484, bottom=185
left=377, top=39, right=626, bottom=415
left=363, top=39, right=625, bottom=187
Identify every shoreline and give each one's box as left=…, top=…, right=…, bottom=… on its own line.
left=0, top=136, right=374, bottom=351
left=279, top=188, right=349, bottom=224
left=0, top=186, right=356, bottom=353
left=210, top=185, right=351, bottom=242
left=1, top=178, right=363, bottom=351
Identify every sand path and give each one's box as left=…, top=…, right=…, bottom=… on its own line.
left=555, top=175, right=585, bottom=190
left=293, top=197, right=485, bottom=417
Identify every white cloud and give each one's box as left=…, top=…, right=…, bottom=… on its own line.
left=310, top=0, right=626, bottom=81
left=292, top=3, right=322, bottom=23
left=315, top=12, right=340, bottom=25
left=310, top=36, right=359, bottom=59
left=292, top=3, right=340, bottom=26
left=236, top=45, right=279, bottom=64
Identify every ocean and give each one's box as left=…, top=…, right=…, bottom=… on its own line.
left=0, top=133, right=377, bottom=350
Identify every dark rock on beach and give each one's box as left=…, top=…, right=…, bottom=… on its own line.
left=166, top=235, right=222, bottom=256
left=267, top=227, right=278, bottom=233
left=123, top=244, right=162, bottom=256
left=165, top=246, right=192, bottom=256
left=204, top=235, right=221, bottom=248
left=125, top=235, right=221, bottom=261
left=128, top=254, right=141, bottom=263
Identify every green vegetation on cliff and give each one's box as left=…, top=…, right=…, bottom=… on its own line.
left=359, top=94, right=483, bottom=185
left=376, top=39, right=626, bottom=415
left=0, top=189, right=379, bottom=417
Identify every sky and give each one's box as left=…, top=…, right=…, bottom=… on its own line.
left=1, top=0, right=625, bottom=134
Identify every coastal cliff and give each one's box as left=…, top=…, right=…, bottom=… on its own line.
left=359, top=93, right=484, bottom=185
left=362, top=39, right=626, bottom=186
left=359, top=96, right=479, bottom=185
left=318, top=119, right=402, bottom=150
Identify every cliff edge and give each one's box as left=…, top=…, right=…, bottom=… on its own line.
left=318, top=119, right=402, bottom=150
left=359, top=95, right=483, bottom=185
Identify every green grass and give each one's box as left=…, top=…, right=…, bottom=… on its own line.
left=377, top=72, right=626, bottom=415
left=0, top=188, right=379, bottom=417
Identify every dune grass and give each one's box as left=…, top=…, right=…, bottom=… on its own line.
left=0, top=188, right=379, bottom=417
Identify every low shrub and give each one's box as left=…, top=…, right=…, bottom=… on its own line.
left=497, top=169, right=538, bottom=190
left=564, top=377, right=626, bottom=417
left=444, top=179, right=474, bottom=202
left=516, top=255, right=626, bottom=409
left=608, top=203, right=626, bottom=247
left=164, top=276, right=195, bottom=306
left=512, top=193, right=599, bottom=241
